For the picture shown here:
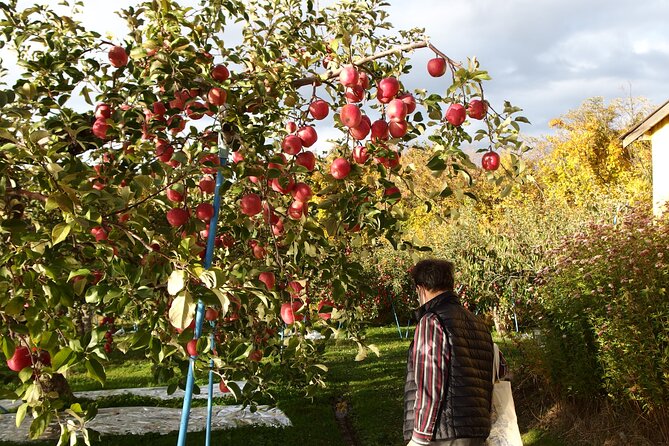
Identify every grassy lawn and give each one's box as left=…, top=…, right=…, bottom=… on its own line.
left=1, top=326, right=566, bottom=446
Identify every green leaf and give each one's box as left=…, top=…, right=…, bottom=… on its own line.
left=29, top=413, right=49, bottom=440
left=51, top=223, right=71, bottom=246
left=85, top=356, right=106, bottom=386
left=167, top=270, right=186, bottom=295
left=16, top=403, right=28, bottom=428
left=168, top=292, right=195, bottom=330
left=1, top=336, right=15, bottom=360
left=52, top=347, right=74, bottom=371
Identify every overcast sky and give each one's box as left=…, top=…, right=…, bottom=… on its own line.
left=4, top=0, right=669, bottom=139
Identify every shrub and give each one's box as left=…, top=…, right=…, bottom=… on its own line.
left=534, top=205, right=669, bottom=422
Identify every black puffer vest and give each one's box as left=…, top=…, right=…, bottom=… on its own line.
left=403, top=291, right=494, bottom=442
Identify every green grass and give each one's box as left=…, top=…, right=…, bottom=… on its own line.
left=0, top=326, right=568, bottom=446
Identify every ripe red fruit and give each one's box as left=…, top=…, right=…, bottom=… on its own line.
left=357, top=71, right=370, bottom=89
left=386, top=98, right=408, bottom=122
left=195, top=203, right=215, bottom=222
left=231, top=151, right=244, bottom=163
left=153, top=101, right=167, bottom=117
left=340, top=104, right=362, bottom=128
left=445, top=103, right=466, bottom=127
left=92, top=118, right=109, bottom=139
left=330, top=157, right=351, bottom=180
left=199, top=176, right=216, bottom=194
left=207, top=87, right=227, bottom=106
left=397, top=93, right=417, bottom=114
left=345, top=85, right=365, bottom=103
left=339, top=65, right=359, bottom=87
left=297, top=126, right=318, bottom=148
left=295, top=151, right=316, bottom=171
left=385, top=186, right=401, bottom=198
left=388, top=120, right=408, bottom=138
left=349, top=118, right=370, bottom=140
left=7, top=346, right=32, bottom=372
left=240, top=193, right=262, bottom=216
left=309, top=99, right=329, bottom=120
left=377, top=77, right=400, bottom=99
left=91, top=226, right=108, bottom=242
left=281, top=135, right=303, bottom=155
left=371, top=120, right=389, bottom=141
left=427, top=57, right=447, bottom=77
left=249, top=350, right=263, bottom=362
left=95, top=104, right=112, bottom=120
left=200, top=153, right=221, bottom=174
left=481, top=151, right=500, bottom=171
left=258, top=271, right=276, bottom=290
left=186, top=339, right=198, bottom=357
left=291, top=182, right=313, bottom=202
left=186, top=101, right=206, bottom=120
left=108, top=46, right=128, bottom=68
left=36, top=349, right=51, bottom=366
left=166, top=188, right=184, bottom=202
left=155, top=139, right=174, bottom=162
left=280, top=302, right=303, bottom=324
left=285, top=121, right=297, bottom=133
left=219, top=381, right=230, bottom=393
left=467, top=99, right=488, bottom=120
left=270, top=175, right=295, bottom=195
left=287, top=200, right=307, bottom=220
left=318, top=300, right=335, bottom=320
left=252, top=243, right=266, bottom=259
left=167, top=208, right=189, bottom=226
left=353, top=145, right=369, bottom=164
left=211, top=64, right=230, bottom=82
left=205, top=308, right=219, bottom=321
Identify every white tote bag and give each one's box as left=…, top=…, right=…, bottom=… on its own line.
left=486, top=343, right=523, bottom=446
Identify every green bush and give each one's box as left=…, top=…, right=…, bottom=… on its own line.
left=534, top=205, right=669, bottom=417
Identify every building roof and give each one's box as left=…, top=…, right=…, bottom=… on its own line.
left=622, top=99, right=669, bottom=147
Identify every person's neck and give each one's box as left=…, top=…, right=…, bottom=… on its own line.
left=421, top=288, right=449, bottom=306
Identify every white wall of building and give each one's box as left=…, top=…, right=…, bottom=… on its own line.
left=652, top=119, right=669, bottom=216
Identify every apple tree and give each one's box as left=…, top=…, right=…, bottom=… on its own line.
left=0, top=0, right=529, bottom=441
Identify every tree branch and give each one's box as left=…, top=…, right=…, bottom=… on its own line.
left=291, top=40, right=432, bottom=88
left=7, top=188, right=48, bottom=202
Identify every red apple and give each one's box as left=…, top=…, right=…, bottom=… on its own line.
left=7, top=346, right=32, bottom=372
left=156, top=139, right=174, bottom=162
left=467, top=99, right=488, bottom=120
left=281, top=135, right=302, bottom=155
left=252, top=243, right=266, bottom=259
left=167, top=208, right=189, bottom=226
left=108, top=46, right=128, bottom=68
left=249, top=349, right=263, bottom=362
left=205, top=308, right=219, bottom=321
left=384, top=186, right=401, bottom=199
left=90, top=226, right=108, bottom=242
left=295, top=151, right=316, bottom=171
left=286, top=121, right=297, bottom=133
left=309, top=99, right=329, bottom=120
left=349, top=118, right=370, bottom=140
left=388, top=120, right=408, bottom=138
left=280, top=301, right=303, bottom=324
left=445, top=103, right=466, bottom=127
left=166, top=188, right=184, bottom=202
left=36, top=349, right=51, bottom=366
left=353, top=145, right=369, bottom=164
left=330, top=157, right=351, bottom=179
left=153, top=101, right=167, bottom=116
left=481, top=151, right=500, bottom=171
left=427, top=57, right=447, bottom=77
left=287, top=200, right=307, bottom=220
left=297, top=126, right=317, bottom=148
left=371, top=120, right=389, bottom=141
left=95, top=104, right=112, bottom=120
left=207, top=87, right=227, bottom=106
left=92, top=118, right=109, bottom=139
left=258, top=271, right=276, bottom=290
left=195, top=203, right=215, bottom=222
left=339, top=65, right=359, bottom=87
left=377, top=77, right=400, bottom=99
left=397, top=93, right=417, bottom=114
left=386, top=98, right=407, bottom=122
left=345, top=85, right=364, bottom=103
left=357, top=71, right=370, bottom=89
left=186, top=339, right=198, bottom=357
left=240, top=193, right=262, bottom=216
left=291, top=182, right=313, bottom=202
left=270, top=175, right=295, bottom=195
left=340, top=104, right=362, bottom=128
left=200, top=153, right=221, bottom=174
left=211, top=64, right=230, bottom=82
left=199, top=176, right=216, bottom=194
left=219, top=380, right=230, bottom=393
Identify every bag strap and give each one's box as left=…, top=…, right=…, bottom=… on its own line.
left=492, top=343, right=500, bottom=383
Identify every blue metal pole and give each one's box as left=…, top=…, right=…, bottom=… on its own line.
left=389, top=296, right=402, bottom=339
left=177, top=147, right=227, bottom=446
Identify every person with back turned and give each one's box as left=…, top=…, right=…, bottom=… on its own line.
left=404, top=259, right=499, bottom=446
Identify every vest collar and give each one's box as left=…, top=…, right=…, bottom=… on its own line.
left=415, top=290, right=459, bottom=320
